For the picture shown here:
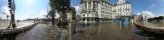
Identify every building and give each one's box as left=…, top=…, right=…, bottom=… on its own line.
left=113, top=0, right=131, bottom=17
left=67, top=7, right=76, bottom=22
left=80, top=0, right=131, bottom=23
left=80, top=0, right=113, bottom=23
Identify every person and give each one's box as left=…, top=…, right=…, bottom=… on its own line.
left=139, top=15, right=144, bottom=24
left=139, top=15, right=142, bottom=23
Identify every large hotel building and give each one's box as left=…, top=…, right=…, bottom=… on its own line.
left=80, top=0, right=131, bottom=23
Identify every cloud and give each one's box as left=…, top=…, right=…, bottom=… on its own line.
left=137, top=11, right=155, bottom=18
left=35, top=10, right=60, bottom=18
left=0, top=6, right=10, bottom=15
left=73, top=5, right=81, bottom=15
left=0, top=6, right=11, bottom=19
left=55, top=12, right=60, bottom=18
left=26, top=10, right=47, bottom=19
left=23, top=0, right=35, bottom=5
left=38, top=10, right=47, bottom=18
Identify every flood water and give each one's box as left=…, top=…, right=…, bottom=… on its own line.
left=1, top=20, right=164, bottom=40
left=69, top=21, right=164, bottom=40
left=0, top=21, right=34, bottom=29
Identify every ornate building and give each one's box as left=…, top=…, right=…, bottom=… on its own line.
left=80, top=0, right=113, bottom=23
left=113, top=0, right=131, bottom=17
left=80, top=0, right=131, bottom=23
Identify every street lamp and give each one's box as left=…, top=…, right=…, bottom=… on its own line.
left=8, top=0, right=16, bottom=28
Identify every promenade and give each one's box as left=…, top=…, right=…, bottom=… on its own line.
left=16, top=24, right=50, bottom=40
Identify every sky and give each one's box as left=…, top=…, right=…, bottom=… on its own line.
left=0, top=0, right=164, bottom=20
left=0, top=0, right=49, bottom=20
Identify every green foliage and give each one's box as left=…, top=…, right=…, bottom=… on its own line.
left=49, top=0, right=70, bottom=12
left=49, top=0, right=71, bottom=16
left=147, top=16, right=164, bottom=23
left=49, top=0, right=71, bottom=25
left=148, top=16, right=164, bottom=20
left=48, top=10, right=55, bottom=17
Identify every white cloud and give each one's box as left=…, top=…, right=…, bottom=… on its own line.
left=55, top=12, right=60, bottom=18
left=137, top=11, right=155, bottom=18
left=0, top=6, right=11, bottom=19
left=136, top=13, right=141, bottom=15
left=73, top=5, right=81, bottom=15
left=0, top=6, right=10, bottom=15
left=16, top=16, right=28, bottom=20
left=35, top=10, right=60, bottom=18
left=26, top=10, right=47, bottom=19
left=37, top=10, right=47, bottom=18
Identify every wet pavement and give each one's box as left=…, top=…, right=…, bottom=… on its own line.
left=49, top=25, right=69, bottom=40
left=16, top=24, right=49, bottom=40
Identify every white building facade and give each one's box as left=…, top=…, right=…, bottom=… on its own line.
left=113, top=0, right=131, bottom=17
left=80, top=0, right=131, bottom=23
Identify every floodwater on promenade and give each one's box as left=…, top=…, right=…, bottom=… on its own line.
left=69, top=21, right=164, bottom=40
left=0, top=21, right=34, bottom=29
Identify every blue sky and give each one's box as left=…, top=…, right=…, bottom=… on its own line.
left=0, top=0, right=164, bottom=20
left=70, top=0, right=164, bottom=17
left=0, top=0, right=49, bottom=20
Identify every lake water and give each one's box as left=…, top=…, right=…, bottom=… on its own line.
left=68, top=21, right=164, bottom=40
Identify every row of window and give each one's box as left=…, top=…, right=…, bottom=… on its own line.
left=115, top=5, right=131, bottom=9
left=82, top=2, right=112, bottom=10
left=82, top=14, right=96, bottom=17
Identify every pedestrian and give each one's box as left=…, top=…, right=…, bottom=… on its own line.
left=139, top=15, right=144, bottom=24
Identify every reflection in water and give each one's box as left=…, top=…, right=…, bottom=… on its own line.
left=65, top=21, right=164, bottom=40
left=135, top=31, right=164, bottom=40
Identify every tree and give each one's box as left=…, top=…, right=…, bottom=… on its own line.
left=69, top=7, right=76, bottom=20
left=49, top=0, right=58, bottom=25
left=49, top=0, right=71, bottom=25
left=147, top=16, right=164, bottom=24
left=158, top=16, right=164, bottom=24
left=48, top=9, right=55, bottom=25
left=158, top=16, right=164, bottom=20
left=57, top=0, right=71, bottom=25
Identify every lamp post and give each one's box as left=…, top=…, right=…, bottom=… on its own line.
left=8, top=0, right=16, bottom=28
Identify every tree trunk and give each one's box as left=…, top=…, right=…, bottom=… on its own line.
left=11, top=12, right=16, bottom=28
left=60, top=10, right=67, bottom=25
left=52, top=10, right=55, bottom=25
